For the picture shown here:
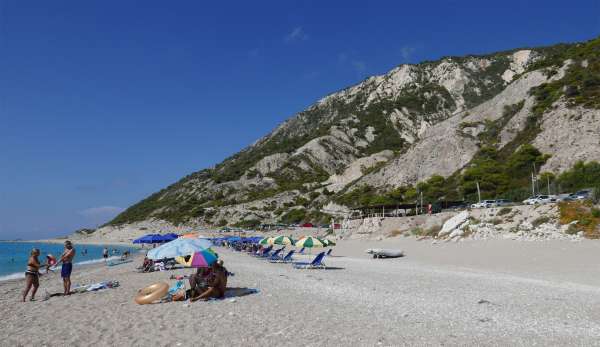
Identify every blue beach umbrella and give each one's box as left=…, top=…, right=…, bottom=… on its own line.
left=162, top=233, right=179, bottom=242
left=133, top=234, right=167, bottom=244
left=147, top=237, right=213, bottom=260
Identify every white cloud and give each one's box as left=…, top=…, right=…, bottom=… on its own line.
left=351, top=60, right=366, bottom=74
left=79, top=206, right=124, bottom=218
left=284, top=26, right=308, bottom=43
left=338, top=51, right=367, bottom=77
left=400, top=46, right=416, bottom=61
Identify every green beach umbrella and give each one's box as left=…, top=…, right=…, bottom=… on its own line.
left=295, top=236, right=326, bottom=248
left=259, top=237, right=272, bottom=245
left=270, top=235, right=296, bottom=246
left=322, top=238, right=336, bottom=247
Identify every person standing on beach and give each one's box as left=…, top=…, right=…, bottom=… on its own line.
left=55, top=240, right=76, bottom=296
left=22, top=248, right=41, bottom=302
left=102, top=247, right=109, bottom=261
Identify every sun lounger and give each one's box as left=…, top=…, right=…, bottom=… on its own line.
left=265, top=247, right=284, bottom=260
left=253, top=246, right=273, bottom=257
left=293, top=252, right=326, bottom=269
left=269, top=250, right=295, bottom=263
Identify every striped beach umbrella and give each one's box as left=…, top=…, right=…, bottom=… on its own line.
left=294, top=236, right=325, bottom=248
left=259, top=237, right=272, bottom=245
left=175, top=248, right=218, bottom=268
left=322, top=238, right=336, bottom=247
left=270, top=235, right=296, bottom=246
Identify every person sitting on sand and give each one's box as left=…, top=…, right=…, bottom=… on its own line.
left=189, top=267, right=212, bottom=299
left=191, top=261, right=228, bottom=302
left=54, top=240, right=76, bottom=296
left=141, top=257, right=153, bottom=272
left=22, top=248, right=41, bottom=302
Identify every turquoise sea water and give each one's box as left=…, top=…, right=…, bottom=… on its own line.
left=0, top=242, right=134, bottom=280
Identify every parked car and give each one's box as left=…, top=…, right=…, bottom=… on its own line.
left=452, top=203, right=470, bottom=211
left=492, top=199, right=511, bottom=207
left=522, top=195, right=557, bottom=205
left=557, top=194, right=576, bottom=202
left=470, top=200, right=495, bottom=208
left=572, top=189, right=592, bottom=200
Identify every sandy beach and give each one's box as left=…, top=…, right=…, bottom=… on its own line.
left=2, top=237, right=600, bottom=346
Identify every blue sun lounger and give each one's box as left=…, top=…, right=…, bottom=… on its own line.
left=265, top=247, right=285, bottom=260
left=293, top=252, right=326, bottom=269
left=269, top=250, right=295, bottom=263
left=254, top=245, right=273, bottom=257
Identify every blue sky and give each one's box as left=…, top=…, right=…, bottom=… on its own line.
left=1, top=1, right=599, bottom=239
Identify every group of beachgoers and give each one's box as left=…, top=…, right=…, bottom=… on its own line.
left=21, top=239, right=229, bottom=303
left=138, top=256, right=229, bottom=301
left=22, top=240, right=76, bottom=302
left=188, top=260, right=228, bottom=301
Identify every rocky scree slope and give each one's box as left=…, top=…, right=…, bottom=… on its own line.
left=107, top=37, right=600, bottom=228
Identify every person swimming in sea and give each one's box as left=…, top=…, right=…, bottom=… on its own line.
left=55, top=240, right=76, bottom=296
left=22, top=248, right=41, bottom=302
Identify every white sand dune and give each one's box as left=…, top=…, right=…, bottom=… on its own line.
left=2, top=238, right=600, bottom=346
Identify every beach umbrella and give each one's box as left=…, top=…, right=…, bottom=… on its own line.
left=270, top=235, right=296, bottom=246
left=259, top=237, right=272, bottom=245
left=321, top=238, right=336, bottom=247
left=147, top=237, right=213, bottom=260
left=175, top=248, right=218, bottom=268
left=181, top=233, right=206, bottom=239
left=133, top=234, right=167, bottom=244
left=163, top=233, right=179, bottom=242
left=294, top=236, right=326, bottom=248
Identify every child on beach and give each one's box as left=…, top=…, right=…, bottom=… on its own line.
left=22, top=248, right=41, bottom=302
left=45, top=254, right=57, bottom=273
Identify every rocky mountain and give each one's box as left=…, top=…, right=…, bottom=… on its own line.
left=107, top=36, right=600, bottom=229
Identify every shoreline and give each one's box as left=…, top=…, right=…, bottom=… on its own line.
left=17, top=238, right=134, bottom=247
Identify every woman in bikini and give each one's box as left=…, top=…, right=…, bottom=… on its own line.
left=22, top=248, right=41, bottom=302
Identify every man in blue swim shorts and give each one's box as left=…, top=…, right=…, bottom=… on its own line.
left=55, top=240, right=76, bottom=296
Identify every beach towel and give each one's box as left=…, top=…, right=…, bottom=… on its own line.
left=168, top=280, right=185, bottom=296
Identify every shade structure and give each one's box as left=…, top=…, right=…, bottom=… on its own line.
left=270, top=235, right=295, bottom=246
left=147, top=237, right=213, bottom=260
left=259, top=237, right=272, bottom=245
left=243, top=236, right=263, bottom=244
left=294, top=236, right=326, bottom=248
left=175, top=248, right=218, bottom=268
left=163, top=233, right=179, bottom=241
left=181, top=233, right=205, bottom=239
left=133, top=234, right=168, bottom=244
